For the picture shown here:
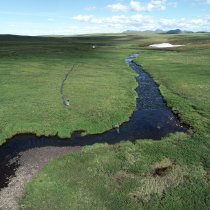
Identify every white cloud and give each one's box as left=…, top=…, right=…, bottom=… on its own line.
left=195, top=0, right=210, bottom=5
left=73, top=14, right=130, bottom=26
left=131, top=0, right=167, bottom=12
left=4, top=15, right=210, bottom=36
left=73, top=14, right=153, bottom=26
left=159, top=17, right=210, bottom=30
left=107, top=3, right=128, bottom=12
left=191, top=18, right=209, bottom=25
left=4, top=11, right=209, bottom=36
left=108, top=0, right=170, bottom=13
left=72, top=14, right=156, bottom=31
left=130, top=0, right=143, bottom=12
left=73, top=15, right=103, bottom=24
left=73, top=14, right=210, bottom=32
left=73, top=15, right=95, bottom=22
left=47, top=18, right=54, bottom=21
left=104, top=15, right=129, bottom=24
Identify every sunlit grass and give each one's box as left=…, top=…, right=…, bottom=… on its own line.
left=0, top=35, right=137, bottom=144
left=21, top=134, right=210, bottom=210
left=0, top=33, right=209, bottom=210
left=135, top=38, right=210, bottom=133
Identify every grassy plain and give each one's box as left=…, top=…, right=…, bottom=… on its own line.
left=135, top=34, right=210, bottom=134
left=0, top=33, right=209, bottom=209
left=0, top=34, right=137, bottom=144
left=21, top=134, right=210, bottom=210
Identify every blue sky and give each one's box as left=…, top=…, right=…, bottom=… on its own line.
left=0, top=0, right=210, bottom=35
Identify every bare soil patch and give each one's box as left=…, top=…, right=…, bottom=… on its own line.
left=0, top=146, right=80, bottom=210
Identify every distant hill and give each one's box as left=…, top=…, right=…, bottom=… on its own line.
left=0, top=34, right=41, bottom=41
left=0, top=34, right=61, bottom=42
left=154, top=29, right=165, bottom=33
left=196, top=31, right=208, bottom=33
left=123, top=29, right=164, bottom=34
left=166, top=29, right=182, bottom=34
left=123, top=29, right=197, bottom=34
left=123, top=29, right=182, bottom=34
left=123, top=30, right=139, bottom=33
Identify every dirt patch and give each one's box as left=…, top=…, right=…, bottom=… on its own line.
left=152, top=158, right=173, bottom=177
left=0, top=146, right=80, bottom=210
left=153, top=166, right=172, bottom=177
left=130, top=162, right=188, bottom=205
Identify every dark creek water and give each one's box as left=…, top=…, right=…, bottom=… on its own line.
left=0, top=55, right=187, bottom=189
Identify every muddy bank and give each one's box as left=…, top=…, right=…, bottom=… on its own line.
left=0, top=55, right=187, bottom=209
left=0, top=146, right=80, bottom=210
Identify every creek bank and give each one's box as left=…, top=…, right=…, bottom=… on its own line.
left=0, top=54, right=187, bottom=209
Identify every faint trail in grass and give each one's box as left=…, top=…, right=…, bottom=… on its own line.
left=0, top=55, right=187, bottom=210
left=60, top=64, right=78, bottom=106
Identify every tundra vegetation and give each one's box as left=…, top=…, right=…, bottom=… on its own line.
left=0, top=33, right=209, bottom=210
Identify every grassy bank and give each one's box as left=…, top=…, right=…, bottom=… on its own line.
left=135, top=34, right=210, bottom=134
left=21, top=134, right=210, bottom=210
left=0, top=34, right=137, bottom=144
left=1, top=33, right=209, bottom=209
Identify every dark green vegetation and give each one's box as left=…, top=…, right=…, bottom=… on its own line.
left=0, top=33, right=209, bottom=209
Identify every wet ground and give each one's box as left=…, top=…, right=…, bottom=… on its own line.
left=0, top=146, right=80, bottom=210
left=0, top=55, right=187, bottom=209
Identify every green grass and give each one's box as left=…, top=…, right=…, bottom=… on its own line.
left=0, top=33, right=210, bottom=209
left=135, top=39, right=210, bottom=134
left=0, top=34, right=137, bottom=144
left=21, top=134, right=210, bottom=210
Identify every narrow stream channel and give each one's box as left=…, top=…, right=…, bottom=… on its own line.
left=0, top=55, right=187, bottom=189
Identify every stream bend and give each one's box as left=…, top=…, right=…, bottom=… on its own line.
left=0, top=54, right=187, bottom=189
